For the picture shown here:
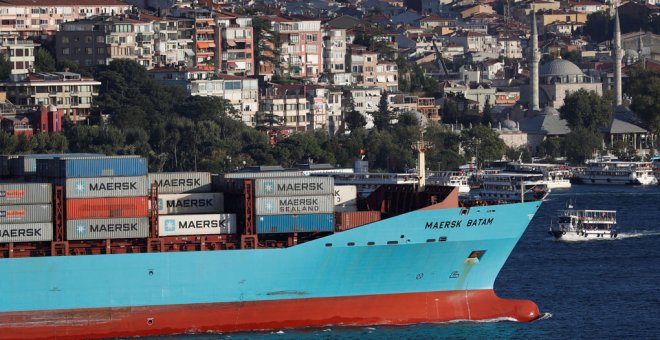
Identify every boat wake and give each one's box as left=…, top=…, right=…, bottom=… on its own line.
left=554, top=230, right=660, bottom=242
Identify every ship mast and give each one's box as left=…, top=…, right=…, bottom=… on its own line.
left=412, top=130, right=432, bottom=192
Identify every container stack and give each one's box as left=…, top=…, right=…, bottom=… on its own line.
left=254, top=177, right=335, bottom=234
left=36, top=156, right=150, bottom=241
left=150, top=172, right=236, bottom=237
left=10, top=153, right=103, bottom=178
left=0, top=183, right=53, bottom=243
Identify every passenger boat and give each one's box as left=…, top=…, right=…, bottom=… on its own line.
left=549, top=209, right=618, bottom=239
left=477, top=172, right=550, bottom=202
left=504, top=162, right=572, bottom=190
left=652, top=156, right=660, bottom=184
left=573, top=161, right=657, bottom=185
left=427, top=171, right=470, bottom=194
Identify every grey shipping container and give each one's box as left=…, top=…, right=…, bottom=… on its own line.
left=254, top=177, right=334, bottom=197
left=156, top=193, right=224, bottom=215
left=0, top=223, right=53, bottom=243
left=255, top=195, right=334, bottom=216
left=148, top=172, right=211, bottom=194
left=0, top=204, right=52, bottom=224
left=66, top=217, right=149, bottom=240
left=158, top=214, right=237, bottom=236
left=63, top=176, right=148, bottom=198
left=222, top=170, right=306, bottom=179
left=0, top=183, right=52, bottom=205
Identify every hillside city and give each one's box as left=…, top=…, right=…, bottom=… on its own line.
left=0, top=0, right=659, bottom=172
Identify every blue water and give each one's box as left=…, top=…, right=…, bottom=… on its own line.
left=155, top=186, right=660, bottom=339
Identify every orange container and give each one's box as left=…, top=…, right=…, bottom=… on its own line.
left=335, top=211, right=382, bottom=231
left=66, top=197, right=149, bottom=220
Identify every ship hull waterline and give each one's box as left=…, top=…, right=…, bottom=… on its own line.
left=0, top=289, right=539, bottom=339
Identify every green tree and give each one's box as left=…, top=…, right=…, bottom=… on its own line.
left=559, top=89, right=612, bottom=132
left=0, top=54, right=11, bottom=80
left=0, top=131, right=17, bottom=154
left=459, top=125, right=507, bottom=166
left=627, top=68, right=660, bottom=134
left=344, top=110, right=367, bottom=131
left=252, top=17, right=280, bottom=77
left=583, top=12, right=612, bottom=43
left=561, top=128, right=603, bottom=164
left=481, top=98, right=492, bottom=125
left=34, top=47, right=56, bottom=72
left=373, top=91, right=390, bottom=130
left=537, top=137, right=562, bottom=159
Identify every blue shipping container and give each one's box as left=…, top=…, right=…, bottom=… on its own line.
left=37, top=156, right=147, bottom=178
left=256, top=214, right=334, bottom=234
left=10, top=154, right=103, bottom=176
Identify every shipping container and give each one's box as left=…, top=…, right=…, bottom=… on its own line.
left=158, top=214, right=237, bottom=236
left=66, top=218, right=149, bottom=240
left=0, top=183, right=52, bottom=205
left=63, top=176, right=148, bottom=198
left=255, top=195, right=334, bottom=215
left=37, top=156, right=147, bottom=178
left=0, top=223, right=53, bottom=243
left=10, top=154, right=103, bottom=177
left=148, top=172, right=211, bottom=194
left=222, top=170, right=306, bottom=179
left=335, top=211, right=382, bottom=231
left=333, top=185, right=357, bottom=206
left=0, top=204, right=52, bottom=224
left=156, top=193, right=224, bottom=215
left=256, top=214, right=334, bottom=234
left=254, top=177, right=334, bottom=197
left=66, top=197, right=148, bottom=219
left=0, top=156, right=15, bottom=177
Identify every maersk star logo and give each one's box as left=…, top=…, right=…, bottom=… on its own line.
left=264, top=201, right=274, bottom=212
left=263, top=181, right=275, bottom=194
left=75, top=182, right=86, bottom=192
left=75, top=224, right=87, bottom=235
left=164, top=219, right=176, bottom=232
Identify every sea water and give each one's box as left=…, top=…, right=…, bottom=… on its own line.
left=152, top=185, right=660, bottom=339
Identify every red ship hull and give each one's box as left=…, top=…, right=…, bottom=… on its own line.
left=0, top=289, right=539, bottom=339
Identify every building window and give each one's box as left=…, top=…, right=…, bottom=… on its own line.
left=96, top=36, right=104, bottom=43
left=97, top=47, right=105, bottom=54
left=85, top=48, right=92, bottom=55
left=62, top=36, right=69, bottom=43
left=290, top=34, right=299, bottom=44
left=62, top=48, right=69, bottom=55
left=305, top=34, right=317, bottom=42
left=86, top=36, right=92, bottom=43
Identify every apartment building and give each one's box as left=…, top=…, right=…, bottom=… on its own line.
left=0, top=72, right=101, bottom=121
left=56, top=16, right=155, bottom=68
left=0, top=34, right=37, bottom=74
left=217, top=16, right=254, bottom=76
left=348, top=87, right=381, bottom=128
left=271, top=18, right=323, bottom=79
left=0, top=0, right=130, bottom=39
left=322, top=28, right=347, bottom=74
left=447, top=31, right=498, bottom=54
left=147, top=14, right=192, bottom=67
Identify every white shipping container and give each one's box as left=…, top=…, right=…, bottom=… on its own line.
left=158, top=214, right=237, bottom=236
left=148, top=172, right=211, bottom=194
left=155, top=193, right=224, bottom=215
left=255, top=195, right=335, bottom=215
left=333, top=185, right=357, bottom=207
left=64, top=176, right=148, bottom=198
left=255, top=177, right=334, bottom=197
left=0, top=223, right=53, bottom=243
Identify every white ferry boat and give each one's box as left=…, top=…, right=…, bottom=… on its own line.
left=652, top=156, right=660, bottom=184
left=427, top=171, right=470, bottom=194
left=505, top=162, right=572, bottom=189
left=478, top=172, right=550, bottom=202
left=573, top=161, right=657, bottom=185
left=549, top=209, right=618, bottom=239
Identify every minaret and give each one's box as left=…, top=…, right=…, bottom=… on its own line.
left=529, top=11, right=540, bottom=112
left=614, top=10, right=624, bottom=106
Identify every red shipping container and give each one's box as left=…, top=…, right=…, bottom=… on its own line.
left=66, top=197, right=149, bottom=220
left=335, top=211, right=382, bottom=231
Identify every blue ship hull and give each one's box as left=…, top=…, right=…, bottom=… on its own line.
left=0, top=202, right=541, bottom=339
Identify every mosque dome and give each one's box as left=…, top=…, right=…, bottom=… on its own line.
left=502, top=118, right=518, bottom=130
left=539, top=58, right=584, bottom=77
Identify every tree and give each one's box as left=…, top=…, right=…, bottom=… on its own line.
left=560, top=89, right=612, bottom=132
left=0, top=131, right=17, bottom=154
left=583, top=12, right=612, bottom=43
left=373, top=91, right=390, bottom=130
left=0, top=54, right=11, bottom=80
left=537, top=137, right=562, bottom=159
left=481, top=98, right=492, bottom=125
left=252, top=17, right=280, bottom=78
left=34, top=48, right=56, bottom=72
left=627, top=68, right=660, bottom=134
left=561, top=128, right=603, bottom=164
left=459, top=125, right=507, bottom=166
left=344, top=110, right=367, bottom=131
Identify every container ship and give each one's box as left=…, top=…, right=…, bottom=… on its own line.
left=0, top=153, right=542, bottom=339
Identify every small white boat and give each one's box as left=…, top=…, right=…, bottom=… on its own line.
left=549, top=209, right=618, bottom=239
